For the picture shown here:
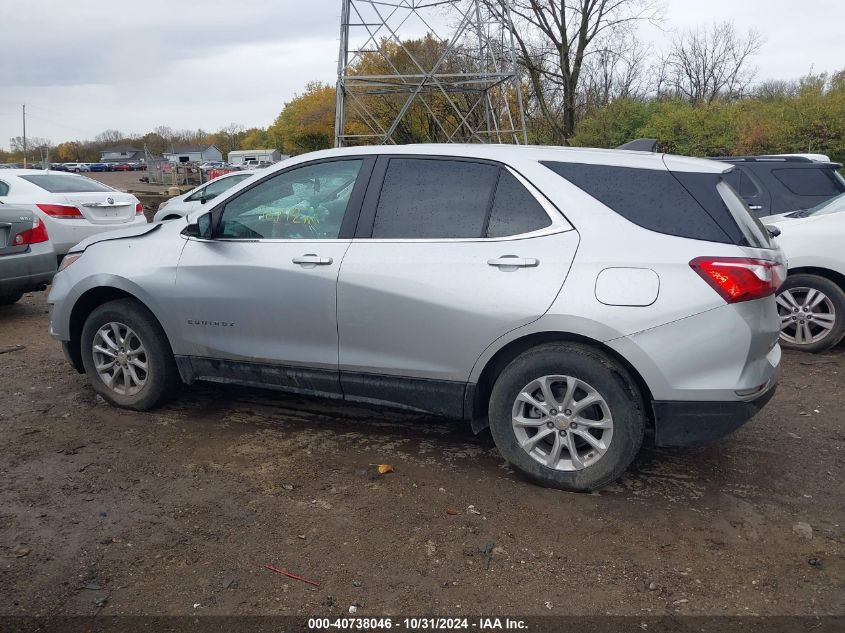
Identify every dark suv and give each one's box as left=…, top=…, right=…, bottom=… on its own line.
left=712, top=155, right=845, bottom=219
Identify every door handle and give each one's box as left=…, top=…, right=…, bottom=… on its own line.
left=487, top=256, right=539, bottom=269
left=292, top=254, right=333, bottom=266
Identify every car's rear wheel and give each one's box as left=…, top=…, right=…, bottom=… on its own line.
left=488, top=343, right=645, bottom=492
left=0, top=293, right=23, bottom=306
left=80, top=299, right=180, bottom=410
left=777, top=274, right=845, bottom=353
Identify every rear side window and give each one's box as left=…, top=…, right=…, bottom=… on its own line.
left=372, top=159, right=499, bottom=239
left=18, top=174, right=113, bottom=193
left=487, top=171, right=551, bottom=238
left=541, top=162, right=734, bottom=243
left=0, top=181, right=8, bottom=196
left=772, top=167, right=845, bottom=196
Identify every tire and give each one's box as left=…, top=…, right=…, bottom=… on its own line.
left=80, top=298, right=180, bottom=410
left=777, top=274, right=845, bottom=353
left=0, top=293, right=23, bottom=306
left=488, top=343, right=645, bottom=492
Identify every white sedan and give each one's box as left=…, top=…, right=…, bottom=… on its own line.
left=0, top=170, right=146, bottom=257
left=771, top=194, right=845, bottom=352
left=153, top=170, right=256, bottom=222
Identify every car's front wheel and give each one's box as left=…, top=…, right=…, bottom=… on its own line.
left=488, top=343, right=645, bottom=492
left=777, top=274, right=845, bottom=353
left=80, top=299, right=180, bottom=410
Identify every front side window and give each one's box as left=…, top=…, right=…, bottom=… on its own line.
left=372, top=159, right=499, bottom=239
left=219, top=160, right=362, bottom=240
left=0, top=181, right=8, bottom=196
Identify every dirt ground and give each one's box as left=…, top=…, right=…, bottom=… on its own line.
left=0, top=291, right=843, bottom=618
left=86, top=171, right=168, bottom=195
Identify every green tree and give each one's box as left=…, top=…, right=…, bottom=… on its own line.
left=269, top=82, right=337, bottom=154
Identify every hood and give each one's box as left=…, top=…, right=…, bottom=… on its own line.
left=759, top=212, right=793, bottom=223
left=768, top=214, right=829, bottom=230
left=69, top=222, right=161, bottom=253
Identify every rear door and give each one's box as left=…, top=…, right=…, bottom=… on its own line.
left=336, top=156, right=579, bottom=414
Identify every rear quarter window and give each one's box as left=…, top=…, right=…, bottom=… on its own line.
left=772, top=167, right=845, bottom=196
left=541, top=162, right=736, bottom=244
left=18, top=174, right=113, bottom=193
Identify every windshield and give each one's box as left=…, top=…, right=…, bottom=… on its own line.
left=801, top=192, right=845, bottom=217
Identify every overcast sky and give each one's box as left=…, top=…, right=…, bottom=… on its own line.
left=1, top=0, right=843, bottom=150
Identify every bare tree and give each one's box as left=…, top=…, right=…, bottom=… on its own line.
left=10, top=136, right=50, bottom=153
left=661, top=21, right=763, bottom=103
left=580, top=29, right=651, bottom=112
left=94, top=129, right=124, bottom=145
left=482, top=0, right=662, bottom=144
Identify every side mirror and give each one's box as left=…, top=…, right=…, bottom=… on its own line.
left=183, top=212, right=214, bottom=239
left=765, top=224, right=781, bottom=238
left=200, top=196, right=207, bottom=205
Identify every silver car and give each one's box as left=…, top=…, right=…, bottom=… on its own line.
left=1, top=206, right=56, bottom=304
left=47, top=145, right=785, bottom=491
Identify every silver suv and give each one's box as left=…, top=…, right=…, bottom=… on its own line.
left=48, top=145, right=785, bottom=491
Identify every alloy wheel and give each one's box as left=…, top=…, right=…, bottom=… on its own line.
left=777, top=287, right=836, bottom=346
left=92, top=322, right=149, bottom=396
left=511, top=375, right=614, bottom=471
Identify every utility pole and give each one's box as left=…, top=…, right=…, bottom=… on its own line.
left=22, top=104, right=27, bottom=168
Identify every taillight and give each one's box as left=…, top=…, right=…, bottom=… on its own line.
left=135, top=202, right=144, bottom=214
left=690, top=257, right=786, bottom=303
left=37, top=203, right=84, bottom=219
left=13, top=216, right=49, bottom=245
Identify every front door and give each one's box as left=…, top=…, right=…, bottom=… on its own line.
left=174, top=157, right=371, bottom=395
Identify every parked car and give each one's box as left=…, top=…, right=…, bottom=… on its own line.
left=112, top=163, right=132, bottom=172
left=769, top=196, right=845, bottom=352
left=199, top=161, right=226, bottom=173
left=241, top=159, right=273, bottom=169
left=0, top=205, right=56, bottom=305
left=47, top=145, right=784, bottom=491
left=153, top=171, right=257, bottom=222
left=63, top=163, right=90, bottom=173
left=88, top=163, right=108, bottom=173
left=0, top=170, right=146, bottom=257
left=712, top=155, right=845, bottom=219
left=50, top=163, right=70, bottom=172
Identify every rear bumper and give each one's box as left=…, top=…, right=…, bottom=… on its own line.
left=652, top=383, right=777, bottom=447
left=0, top=248, right=57, bottom=295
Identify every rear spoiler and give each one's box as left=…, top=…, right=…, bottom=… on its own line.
left=616, top=139, right=658, bottom=152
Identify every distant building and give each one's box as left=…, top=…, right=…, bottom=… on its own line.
left=100, top=146, right=145, bottom=164
left=163, top=144, right=222, bottom=163
left=228, top=149, right=285, bottom=165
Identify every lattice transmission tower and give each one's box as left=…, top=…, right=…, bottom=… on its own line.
left=335, top=0, right=527, bottom=147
